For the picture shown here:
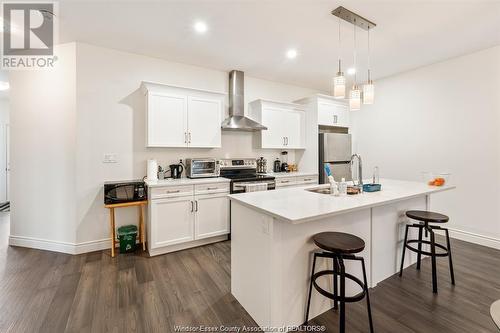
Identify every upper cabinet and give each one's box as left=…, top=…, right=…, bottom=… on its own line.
left=297, top=94, right=350, bottom=128
left=248, top=99, right=306, bottom=149
left=142, top=82, right=225, bottom=148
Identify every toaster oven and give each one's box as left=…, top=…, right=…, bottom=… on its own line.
left=185, top=158, right=220, bottom=178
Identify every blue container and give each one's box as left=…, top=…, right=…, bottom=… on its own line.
left=363, top=183, right=382, bottom=192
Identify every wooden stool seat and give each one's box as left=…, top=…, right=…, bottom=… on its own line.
left=313, top=232, right=365, bottom=254
left=406, top=210, right=449, bottom=223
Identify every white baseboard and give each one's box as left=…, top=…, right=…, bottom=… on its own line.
left=9, top=235, right=76, bottom=254
left=9, top=235, right=112, bottom=255
left=448, top=228, right=500, bottom=250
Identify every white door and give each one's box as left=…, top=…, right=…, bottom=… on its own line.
left=187, top=96, right=222, bottom=148
left=261, top=107, right=285, bottom=149
left=150, top=196, right=194, bottom=248
left=194, top=193, right=229, bottom=239
left=147, top=92, right=187, bottom=147
left=283, top=110, right=303, bottom=149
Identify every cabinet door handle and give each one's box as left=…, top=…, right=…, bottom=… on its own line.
left=206, top=187, right=217, bottom=190
left=188, top=132, right=191, bottom=143
left=333, top=115, right=338, bottom=124
left=304, top=178, right=312, bottom=181
left=286, top=137, right=289, bottom=145
left=195, top=200, right=198, bottom=212
left=281, top=180, right=290, bottom=183
left=190, top=201, right=194, bottom=212
left=166, top=189, right=180, bottom=194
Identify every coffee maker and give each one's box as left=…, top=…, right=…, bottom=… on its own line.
left=280, top=151, right=289, bottom=172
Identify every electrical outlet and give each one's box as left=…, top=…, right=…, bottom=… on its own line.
left=103, top=153, right=117, bottom=163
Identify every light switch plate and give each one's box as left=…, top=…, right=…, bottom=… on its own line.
left=103, top=153, right=117, bottom=163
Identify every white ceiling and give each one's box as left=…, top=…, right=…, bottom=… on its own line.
left=58, top=0, right=500, bottom=91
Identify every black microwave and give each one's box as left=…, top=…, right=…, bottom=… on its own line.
left=104, top=180, right=147, bottom=205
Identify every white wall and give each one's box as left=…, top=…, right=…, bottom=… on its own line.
left=0, top=99, right=9, bottom=202
left=351, top=46, right=500, bottom=245
left=75, top=43, right=321, bottom=245
left=9, top=43, right=77, bottom=247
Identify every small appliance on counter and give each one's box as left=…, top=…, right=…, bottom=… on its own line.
left=256, top=157, right=267, bottom=174
left=273, top=158, right=281, bottom=173
left=104, top=180, right=147, bottom=205
left=147, top=159, right=158, bottom=181
left=185, top=158, right=220, bottom=178
left=280, top=151, right=289, bottom=172
left=169, top=162, right=184, bottom=179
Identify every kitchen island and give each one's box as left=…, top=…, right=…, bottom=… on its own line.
left=229, top=178, right=455, bottom=329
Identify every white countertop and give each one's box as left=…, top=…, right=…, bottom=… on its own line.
left=145, top=177, right=230, bottom=188
left=229, top=178, right=455, bottom=224
left=265, top=171, right=318, bottom=178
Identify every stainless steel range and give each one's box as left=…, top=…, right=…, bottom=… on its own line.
left=220, top=158, right=276, bottom=194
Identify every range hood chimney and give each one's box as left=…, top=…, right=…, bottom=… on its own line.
left=221, top=70, right=267, bottom=131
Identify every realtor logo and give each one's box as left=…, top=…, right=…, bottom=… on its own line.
left=1, top=2, right=58, bottom=69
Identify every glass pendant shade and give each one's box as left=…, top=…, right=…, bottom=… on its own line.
left=363, top=80, right=375, bottom=104
left=333, top=72, right=346, bottom=99
left=349, top=85, right=361, bottom=111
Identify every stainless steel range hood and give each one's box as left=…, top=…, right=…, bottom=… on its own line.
left=221, top=70, right=267, bottom=131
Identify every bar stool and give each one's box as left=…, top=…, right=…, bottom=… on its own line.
left=305, top=232, right=374, bottom=333
left=399, top=210, right=455, bottom=293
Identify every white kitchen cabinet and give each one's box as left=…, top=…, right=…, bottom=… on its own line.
left=147, top=92, right=187, bottom=147
left=142, top=82, right=225, bottom=148
left=249, top=99, right=306, bottom=149
left=195, top=193, right=229, bottom=239
left=318, top=100, right=349, bottom=128
left=187, top=96, right=222, bottom=148
left=147, top=180, right=230, bottom=256
left=150, top=196, right=194, bottom=248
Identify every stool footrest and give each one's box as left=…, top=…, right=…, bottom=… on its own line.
left=405, top=239, right=449, bottom=257
left=312, top=270, right=366, bottom=303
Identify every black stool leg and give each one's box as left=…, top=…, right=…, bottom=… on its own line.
left=416, top=225, right=423, bottom=270
left=429, top=228, right=438, bottom=293
left=361, top=258, right=374, bottom=333
left=333, top=256, right=339, bottom=310
left=339, top=256, right=346, bottom=333
left=399, top=224, right=410, bottom=277
left=445, top=228, right=455, bottom=285
left=304, top=253, right=318, bottom=325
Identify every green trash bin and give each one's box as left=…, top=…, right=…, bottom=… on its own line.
left=117, top=225, right=138, bottom=253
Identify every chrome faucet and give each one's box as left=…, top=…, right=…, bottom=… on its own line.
left=350, top=154, right=363, bottom=188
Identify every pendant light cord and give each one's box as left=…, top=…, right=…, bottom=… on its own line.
left=367, top=26, right=371, bottom=82
left=353, top=19, right=357, bottom=85
left=338, top=16, right=341, bottom=72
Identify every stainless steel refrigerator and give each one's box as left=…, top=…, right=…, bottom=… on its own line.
left=319, top=133, right=352, bottom=184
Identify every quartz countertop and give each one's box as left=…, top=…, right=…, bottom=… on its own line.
left=145, top=177, right=230, bottom=188
left=264, top=171, right=318, bottom=178
left=229, top=178, right=455, bottom=224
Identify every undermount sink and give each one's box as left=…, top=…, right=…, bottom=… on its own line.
left=306, top=187, right=332, bottom=194
left=306, top=185, right=362, bottom=195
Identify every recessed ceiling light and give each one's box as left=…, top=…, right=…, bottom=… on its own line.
left=286, top=49, right=298, bottom=59
left=0, top=82, right=9, bottom=91
left=194, top=21, right=208, bottom=34
left=347, top=67, right=356, bottom=75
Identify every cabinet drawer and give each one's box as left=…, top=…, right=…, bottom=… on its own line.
left=275, top=177, right=297, bottom=187
left=296, top=175, right=318, bottom=185
left=194, top=182, right=230, bottom=195
left=150, top=185, right=194, bottom=199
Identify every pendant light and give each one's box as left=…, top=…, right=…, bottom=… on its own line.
left=363, top=26, right=375, bottom=104
left=333, top=16, right=346, bottom=99
left=349, top=19, right=361, bottom=111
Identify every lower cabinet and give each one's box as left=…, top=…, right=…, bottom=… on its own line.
left=150, top=196, right=194, bottom=247
left=195, top=193, right=229, bottom=239
left=148, top=182, right=230, bottom=255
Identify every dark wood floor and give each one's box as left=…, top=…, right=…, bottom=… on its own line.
left=0, top=213, right=499, bottom=332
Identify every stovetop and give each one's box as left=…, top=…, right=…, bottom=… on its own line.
left=222, top=173, right=275, bottom=182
